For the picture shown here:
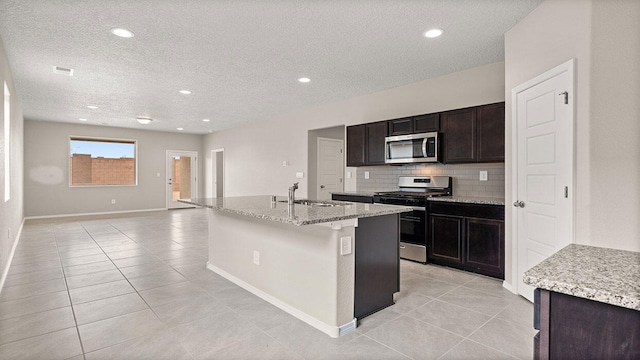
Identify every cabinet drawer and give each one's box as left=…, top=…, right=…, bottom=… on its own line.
left=429, top=202, right=504, bottom=220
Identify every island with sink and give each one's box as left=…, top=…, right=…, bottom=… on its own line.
left=179, top=195, right=411, bottom=338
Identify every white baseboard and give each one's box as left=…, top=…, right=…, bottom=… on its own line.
left=502, top=280, right=516, bottom=294
left=207, top=262, right=352, bottom=338
left=24, top=208, right=168, bottom=220
left=0, top=218, right=25, bottom=295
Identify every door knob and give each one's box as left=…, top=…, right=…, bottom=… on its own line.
left=512, top=200, right=525, bottom=208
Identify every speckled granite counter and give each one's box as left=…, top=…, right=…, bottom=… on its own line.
left=523, top=244, right=640, bottom=310
left=180, top=196, right=411, bottom=226
left=427, top=196, right=505, bottom=206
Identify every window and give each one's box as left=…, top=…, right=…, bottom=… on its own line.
left=69, top=137, right=137, bottom=186
left=3, top=81, right=9, bottom=201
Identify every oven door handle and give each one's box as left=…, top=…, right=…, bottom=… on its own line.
left=405, top=206, right=426, bottom=211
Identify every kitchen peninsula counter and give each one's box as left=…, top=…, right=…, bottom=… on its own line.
left=523, top=244, right=639, bottom=359
left=180, top=195, right=411, bottom=226
left=180, top=196, right=409, bottom=338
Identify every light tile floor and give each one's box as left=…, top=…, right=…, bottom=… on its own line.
left=0, top=208, right=536, bottom=359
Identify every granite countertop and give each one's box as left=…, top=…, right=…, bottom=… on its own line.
left=523, top=244, right=640, bottom=310
left=180, top=196, right=412, bottom=226
left=427, top=196, right=505, bottom=206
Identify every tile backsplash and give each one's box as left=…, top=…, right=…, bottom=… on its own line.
left=355, top=163, right=505, bottom=198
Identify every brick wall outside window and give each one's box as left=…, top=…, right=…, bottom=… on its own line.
left=70, top=154, right=135, bottom=185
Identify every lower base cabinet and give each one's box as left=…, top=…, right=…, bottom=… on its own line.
left=428, top=202, right=504, bottom=279
left=534, top=289, right=640, bottom=359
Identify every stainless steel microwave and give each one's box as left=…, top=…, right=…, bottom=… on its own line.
left=385, top=132, right=439, bottom=164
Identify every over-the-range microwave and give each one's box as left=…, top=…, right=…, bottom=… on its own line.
left=385, top=132, right=439, bottom=164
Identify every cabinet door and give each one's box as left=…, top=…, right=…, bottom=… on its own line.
left=442, top=107, right=476, bottom=163
left=477, top=103, right=505, bottom=162
left=414, top=113, right=440, bottom=132
left=428, top=214, right=464, bottom=268
left=366, top=121, right=388, bottom=165
left=465, top=218, right=505, bottom=279
left=346, top=125, right=366, bottom=166
left=388, top=117, right=413, bottom=136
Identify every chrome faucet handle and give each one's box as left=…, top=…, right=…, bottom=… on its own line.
left=291, top=182, right=299, bottom=190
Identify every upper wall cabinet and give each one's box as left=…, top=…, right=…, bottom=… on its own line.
left=441, top=102, right=505, bottom=164
left=388, top=113, right=440, bottom=136
left=346, top=121, right=388, bottom=166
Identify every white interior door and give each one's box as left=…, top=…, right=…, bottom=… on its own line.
left=167, top=150, right=198, bottom=209
left=317, top=138, right=344, bottom=201
left=512, top=60, right=574, bottom=302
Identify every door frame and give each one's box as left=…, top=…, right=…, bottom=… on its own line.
left=510, top=59, right=575, bottom=295
left=316, top=137, right=344, bottom=200
left=166, top=150, right=198, bottom=209
left=210, top=148, right=224, bottom=198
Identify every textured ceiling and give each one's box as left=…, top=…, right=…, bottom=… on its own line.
left=0, top=0, right=542, bottom=134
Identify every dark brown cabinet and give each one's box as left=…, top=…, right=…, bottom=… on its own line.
left=346, top=124, right=366, bottom=166
left=366, top=121, right=388, bottom=165
left=346, top=121, right=387, bottom=166
left=428, top=202, right=505, bottom=279
left=534, top=289, right=640, bottom=359
left=388, top=113, right=439, bottom=136
left=441, top=102, right=504, bottom=164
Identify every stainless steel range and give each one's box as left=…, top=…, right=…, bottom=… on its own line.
left=374, top=176, right=452, bottom=263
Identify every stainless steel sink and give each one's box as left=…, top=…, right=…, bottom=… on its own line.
left=278, top=199, right=342, bottom=207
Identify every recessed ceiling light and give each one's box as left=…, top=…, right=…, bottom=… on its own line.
left=423, top=29, right=443, bottom=38
left=53, top=66, right=73, bottom=76
left=79, top=118, right=87, bottom=121
left=136, top=116, right=152, bottom=125
left=87, top=105, right=98, bottom=109
left=179, top=90, right=192, bottom=95
left=202, top=119, right=210, bottom=122
left=298, top=77, right=311, bottom=83
left=177, top=127, right=184, bottom=131
left=110, top=28, right=134, bottom=38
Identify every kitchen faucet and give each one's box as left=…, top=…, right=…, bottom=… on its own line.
left=288, top=182, right=299, bottom=205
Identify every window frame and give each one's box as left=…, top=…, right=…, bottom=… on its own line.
left=68, top=135, right=138, bottom=187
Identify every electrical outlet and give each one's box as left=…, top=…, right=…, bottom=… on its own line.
left=340, top=236, right=352, bottom=255
left=111, top=199, right=116, bottom=205
left=156, top=172, right=161, bottom=177
left=296, top=172, right=304, bottom=179
left=282, top=161, right=289, bottom=167
left=479, top=171, right=488, bottom=181
left=364, top=171, right=370, bottom=180
left=253, top=250, right=260, bottom=265
left=346, top=171, right=352, bottom=179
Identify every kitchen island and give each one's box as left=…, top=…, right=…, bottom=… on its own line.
left=523, top=244, right=639, bottom=359
left=179, top=196, right=411, bottom=338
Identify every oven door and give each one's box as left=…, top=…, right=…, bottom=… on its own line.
left=399, top=207, right=427, bottom=263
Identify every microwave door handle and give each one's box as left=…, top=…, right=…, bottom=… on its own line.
left=422, top=138, right=428, bottom=157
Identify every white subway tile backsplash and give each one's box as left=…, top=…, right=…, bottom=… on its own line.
left=356, top=163, right=505, bottom=198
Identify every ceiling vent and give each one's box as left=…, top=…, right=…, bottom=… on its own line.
left=53, top=66, right=74, bottom=76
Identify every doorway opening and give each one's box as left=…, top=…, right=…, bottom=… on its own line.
left=166, top=150, right=198, bottom=209
left=308, top=126, right=345, bottom=200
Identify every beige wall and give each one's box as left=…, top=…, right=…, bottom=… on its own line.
left=0, top=37, right=24, bottom=291
left=24, top=121, right=204, bottom=217
left=504, top=0, right=640, bottom=286
left=203, top=61, right=505, bottom=198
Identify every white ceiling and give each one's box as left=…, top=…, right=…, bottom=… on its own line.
left=0, top=0, right=542, bottom=134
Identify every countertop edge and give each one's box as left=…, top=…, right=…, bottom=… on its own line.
left=523, top=273, right=640, bottom=311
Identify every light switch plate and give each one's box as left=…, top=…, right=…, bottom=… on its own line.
left=479, top=171, right=488, bottom=181
left=364, top=171, right=370, bottom=179
left=253, top=250, right=260, bottom=265
left=296, top=172, right=304, bottom=178
left=282, top=161, right=289, bottom=167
